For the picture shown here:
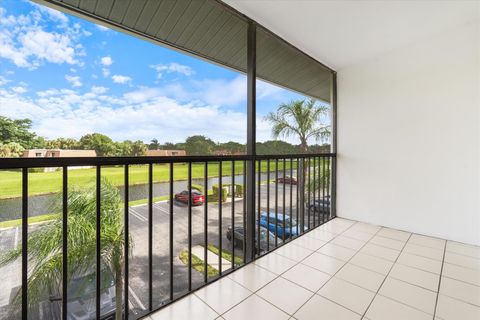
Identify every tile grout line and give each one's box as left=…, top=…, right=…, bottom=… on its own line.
left=190, top=226, right=309, bottom=318
left=432, top=240, right=447, bottom=319
left=216, top=220, right=356, bottom=318
left=360, top=232, right=413, bottom=320
left=440, top=272, right=480, bottom=288
left=288, top=221, right=382, bottom=317
left=247, top=220, right=360, bottom=317
left=241, top=225, right=476, bottom=318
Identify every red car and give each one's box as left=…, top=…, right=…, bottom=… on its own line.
left=174, top=190, right=205, bottom=206
left=277, top=176, right=297, bottom=185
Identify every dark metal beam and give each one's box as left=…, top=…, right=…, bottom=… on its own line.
left=331, top=72, right=337, bottom=218
left=245, top=21, right=256, bottom=262
left=0, top=153, right=336, bottom=169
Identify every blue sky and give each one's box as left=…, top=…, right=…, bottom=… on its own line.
left=0, top=0, right=328, bottom=144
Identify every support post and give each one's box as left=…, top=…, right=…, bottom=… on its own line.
left=245, top=21, right=257, bottom=262
left=331, top=72, right=337, bottom=218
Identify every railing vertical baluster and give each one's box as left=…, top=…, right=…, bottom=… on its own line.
left=257, top=160, right=261, bottom=254
left=62, top=167, right=68, bottom=320
left=188, top=162, right=192, bottom=290
left=148, top=163, right=153, bottom=310
left=232, top=161, right=236, bottom=269
left=332, top=155, right=337, bottom=219
left=204, top=162, right=208, bottom=283
left=242, top=160, right=247, bottom=262
left=313, top=157, right=316, bottom=227
left=1, top=153, right=336, bottom=320
left=307, top=158, right=311, bottom=230
left=21, top=168, right=28, bottom=320
left=299, top=157, right=305, bottom=234
left=282, top=158, right=286, bottom=241
left=327, top=156, right=331, bottom=220
left=317, top=157, right=321, bottom=225
left=321, top=156, right=326, bottom=224
left=296, top=158, right=299, bottom=235
left=95, top=165, right=101, bottom=320
left=275, top=159, right=278, bottom=247
left=266, top=159, right=270, bottom=252
left=289, top=158, right=293, bottom=240
left=124, top=165, right=129, bottom=319
left=169, top=162, right=174, bottom=301
left=218, top=161, right=222, bottom=274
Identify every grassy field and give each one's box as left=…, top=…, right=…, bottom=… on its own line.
left=207, top=244, right=243, bottom=265
left=179, top=249, right=219, bottom=277
left=0, top=161, right=299, bottom=199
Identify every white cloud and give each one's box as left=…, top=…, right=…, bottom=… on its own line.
left=111, top=74, right=132, bottom=84
left=0, top=76, right=10, bottom=86
left=91, top=86, right=108, bottom=94
left=100, top=56, right=113, bottom=66
left=96, top=25, right=110, bottom=32
left=19, top=29, right=79, bottom=65
left=122, top=76, right=287, bottom=109
left=11, top=86, right=28, bottom=94
left=102, top=68, right=110, bottom=77
left=256, top=80, right=286, bottom=100
left=29, top=2, right=69, bottom=26
left=151, top=62, right=194, bottom=78
left=0, top=86, right=247, bottom=142
left=0, top=6, right=85, bottom=69
left=65, top=75, right=82, bottom=87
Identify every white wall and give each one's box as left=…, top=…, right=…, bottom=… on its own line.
left=337, top=20, right=480, bottom=245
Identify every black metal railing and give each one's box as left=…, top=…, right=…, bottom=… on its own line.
left=0, top=153, right=335, bottom=320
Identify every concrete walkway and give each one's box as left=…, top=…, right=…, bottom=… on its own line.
left=191, top=245, right=231, bottom=271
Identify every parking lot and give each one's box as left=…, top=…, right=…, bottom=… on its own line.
left=0, top=182, right=318, bottom=319
left=126, top=182, right=300, bottom=313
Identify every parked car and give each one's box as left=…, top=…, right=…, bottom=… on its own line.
left=277, top=176, right=297, bottom=185
left=226, top=225, right=279, bottom=252
left=259, top=211, right=299, bottom=239
left=174, top=190, right=205, bottom=206
left=307, top=196, right=331, bottom=214
left=50, top=268, right=117, bottom=320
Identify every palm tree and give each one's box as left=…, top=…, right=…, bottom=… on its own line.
left=264, top=98, right=330, bottom=152
left=0, top=179, right=130, bottom=320
left=265, top=99, right=330, bottom=228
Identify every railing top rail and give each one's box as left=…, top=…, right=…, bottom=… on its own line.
left=0, top=153, right=336, bottom=169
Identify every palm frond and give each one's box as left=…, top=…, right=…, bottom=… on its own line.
left=1, top=178, right=128, bottom=315
left=264, top=98, right=331, bottom=149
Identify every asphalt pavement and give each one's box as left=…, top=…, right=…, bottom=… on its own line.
left=0, top=182, right=303, bottom=319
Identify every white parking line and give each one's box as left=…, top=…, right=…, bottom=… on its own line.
left=129, top=208, right=147, bottom=222
left=130, top=200, right=168, bottom=208
left=128, top=285, right=146, bottom=310
left=153, top=203, right=173, bottom=215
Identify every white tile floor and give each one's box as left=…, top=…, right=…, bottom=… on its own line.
left=148, top=218, right=480, bottom=320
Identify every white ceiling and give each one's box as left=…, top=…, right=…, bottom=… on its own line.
left=224, top=0, right=479, bottom=71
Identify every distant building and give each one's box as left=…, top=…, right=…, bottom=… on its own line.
left=22, top=149, right=97, bottom=172
left=213, top=150, right=245, bottom=156
left=23, top=149, right=97, bottom=158
left=146, top=149, right=186, bottom=157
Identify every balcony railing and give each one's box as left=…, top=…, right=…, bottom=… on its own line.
left=0, top=153, right=335, bottom=320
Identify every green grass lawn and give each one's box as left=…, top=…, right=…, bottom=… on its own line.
left=0, top=160, right=300, bottom=199
left=207, top=243, right=244, bottom=265
left=179, top=249, right=219, bottom=277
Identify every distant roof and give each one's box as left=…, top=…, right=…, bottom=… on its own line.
left=23, top=149, right=97, bottom=157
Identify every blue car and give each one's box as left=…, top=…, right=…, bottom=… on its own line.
left=259, top=211, right=299, bottom=239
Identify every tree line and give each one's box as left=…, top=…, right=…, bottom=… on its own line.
left=0, top=111, right=330, bottom=158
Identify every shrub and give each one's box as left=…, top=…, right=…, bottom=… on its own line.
left=191, top=183, right=204, bottom=193
left=234, top=184, right=244, bottom=197
left=212, top=184, right=228, bottom=202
